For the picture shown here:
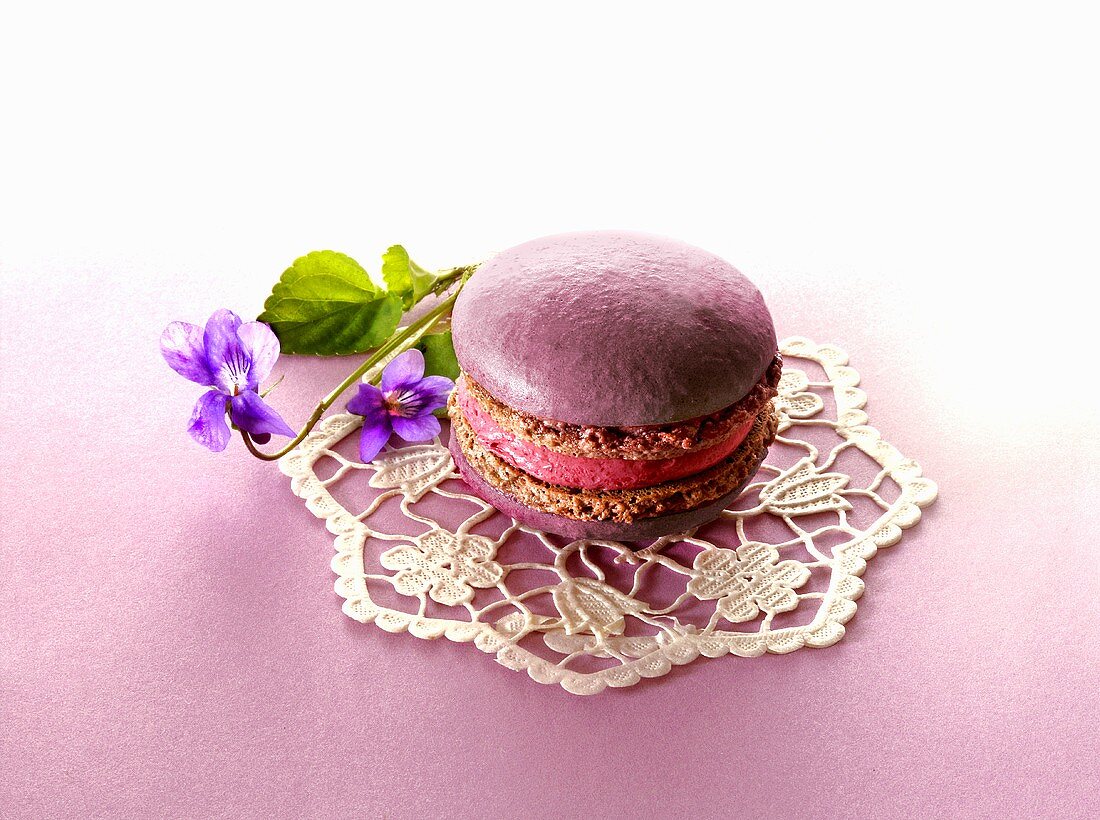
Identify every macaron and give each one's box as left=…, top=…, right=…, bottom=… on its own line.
left=447, top=231, right=780, bottom=541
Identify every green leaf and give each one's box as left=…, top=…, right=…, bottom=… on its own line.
left=382, top=245, right=439, bottom=309
left=259, top=250, right=404, bottom=355
left=417, top=330, right=460, bottom=380
left=416, top=330, right=461, bottom=417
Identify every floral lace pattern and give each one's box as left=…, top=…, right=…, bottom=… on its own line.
left=380, top=528, right=505, bottom=607
left=280, top=338, right=938, bottom=694
left=688, top=543, right=811, bottom=624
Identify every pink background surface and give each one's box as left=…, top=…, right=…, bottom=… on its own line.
left=2, top=260, right=1098, bottom=820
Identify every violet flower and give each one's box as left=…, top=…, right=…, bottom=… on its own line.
left=160, top=309, right=295, bottom=451
left=347, top=349, right=454, bottom=462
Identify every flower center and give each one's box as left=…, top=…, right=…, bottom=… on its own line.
left=383, top=388, right=422, bottom=418
left=221, top=352, right=251, bottom=395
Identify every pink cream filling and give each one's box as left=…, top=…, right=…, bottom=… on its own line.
left=457, top=382, right=754, bottom=491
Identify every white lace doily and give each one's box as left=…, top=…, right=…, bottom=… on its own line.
left=280, top=337, right=938, bottom=694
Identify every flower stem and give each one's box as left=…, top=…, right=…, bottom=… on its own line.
left=240, top=266, right=475, bottom=461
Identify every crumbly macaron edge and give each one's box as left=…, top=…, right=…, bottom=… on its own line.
left=450, top=401, right=778, bottom=524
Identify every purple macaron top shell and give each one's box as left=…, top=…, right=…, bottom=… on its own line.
left=451, top=231, right=777, bottom=426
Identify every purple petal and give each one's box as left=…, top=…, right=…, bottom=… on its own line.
left=346, top=382, right=386, bottom=418
left=160, top=321, right=212, bottom=385
left=388, top=376, right=454, bottom=419
left=358, top=417, right=393, bottom=462
left=413, top=375, right=456, bottom=410
left=381, top=349, right=425, bottom=393
left=229, top=390, right=295, bottom=438
left=203, top=309, right=248, bottom=392
left=236, top=321, right=280, bottom=389
left=251, top=432, right=271, bottom=445
left=188, top=389, right=231, bottom=451
left=347, top=383, right=393, bottom=461
left=392, top=413, right=441, bottom=442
